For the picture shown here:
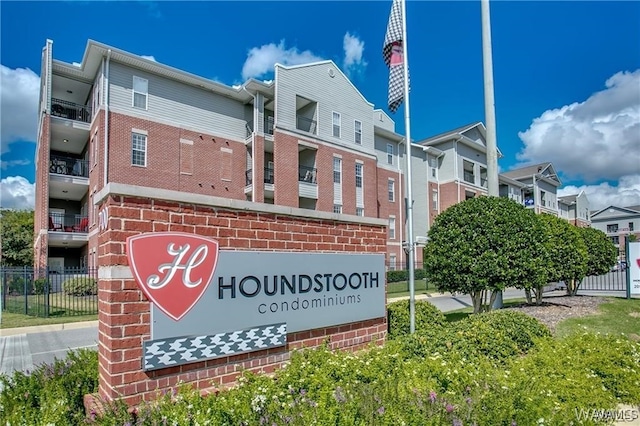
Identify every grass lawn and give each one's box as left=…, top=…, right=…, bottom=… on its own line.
left=2, top=292, right=97, bottom=317
left=554, top=297, right=640, bottom=338
left=387, top=279, right=440, bottom=297
left=0, top=311, right=97, bottom=329
left=443, top=298, right=528, bottom=322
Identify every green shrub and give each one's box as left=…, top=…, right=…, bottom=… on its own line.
left=63, top=276, right=97, bottom=296
left=467, top=309, right=552, bottom=352
left=386, top=269, right=427, bottom=283
left=0, top=348, right=98, bottom=425
left=387, top=299, right=446, bottom=339
left=6, top=276, right=27, bottom=295
left=33, top=278, right=48, bottom=295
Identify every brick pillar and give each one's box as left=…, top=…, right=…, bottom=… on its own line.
left=254, top=135, right=265, bottom=203
left=273, top=132, right=299, bottom=207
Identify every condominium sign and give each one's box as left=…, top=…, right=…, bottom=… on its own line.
left=126, top=232, right=385, bottom=370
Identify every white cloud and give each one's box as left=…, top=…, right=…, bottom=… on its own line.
left=0, top=65, right=40, bottom=154
left=141, top=55, right=156, bottom=62
left=232, top=84, right=242, bottom=90
left=72, top=62, right=81, bottom=67
left=516, top=69, right=640, bottom=183
left=241, top=40, right=323, bottom=80
left=0, top=176, right=35, bottom=210
left=559, top=174, right=640, bottom=211
left=342, top=32, right=367, bottom=77
left=1, top=159, right=30, bottom=170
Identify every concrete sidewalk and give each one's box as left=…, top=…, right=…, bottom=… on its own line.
left=0, top=320, right=98, bottom=337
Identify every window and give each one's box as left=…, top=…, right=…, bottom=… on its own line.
left=332, top=112, right=341, bottom=138
left=131, top=132, right=147, bottom=166
left=463, top=160, right=474, bottom=184
left=429, top=157, right=437, bottom=179
left=629, top=222, right=634, bottom=232
left=540, top=190, right=547, bottom=207
left=386, top=143, right=394, bottom=165
left=91, top=130, right=98, bottom=166
left=333, top=157, right=342, bottom=183
left=432, top=189, right=438, bottom=210
left=388, top=179, right=395, bottom=202
left=354, top=120, right=362, bottom=144
left=389, top=254, right=397, bottom=271
left=333, top=204, right=342, bottom=214
left=132, top=76, right=148, bottom=109
left=607, top=224, right=618, bottom=233
left=389, top=216, right=396, bottom=239
left=610, top=236, right=619, bottom=245
left=356, top=207, right=364, bottom=216
left=355, top=163, right=363, bottom=188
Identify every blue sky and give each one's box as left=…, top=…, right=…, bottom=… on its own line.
left=1, top=1, right=639, bottom=210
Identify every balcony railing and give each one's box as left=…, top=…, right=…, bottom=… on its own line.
left=299, top=165, right=317, bottom=184
left=463, top=171, right=475, bottom=184
left=296, top=116, right=317, bottom=134
left=246, top=116, right=275, bottom=137
left=245, top=166, right=275, bottom=186
left=48, top=212, right=89, bottom=233
left=51, top=98, right=91, bottom=123
left=50, top=154, right=88, bottom=178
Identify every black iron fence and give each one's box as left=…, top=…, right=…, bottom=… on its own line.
left=51, top=98, right=91, bottom=123
left=48, top=211, right=89, bottom=233
left=1, top=267, right=98, bottom=318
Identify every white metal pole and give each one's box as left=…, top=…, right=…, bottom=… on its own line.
left=400, top=0, right=416, bottom=333
left=481, top=0, right=503, bottom=309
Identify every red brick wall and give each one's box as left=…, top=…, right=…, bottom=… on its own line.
left=34, top=115, right=50, bottom=270
left=106, top=113, right=248, bottom=200
left=97, top=194, right=387, bottom=406
left=273, top=131, right=299, bottom=207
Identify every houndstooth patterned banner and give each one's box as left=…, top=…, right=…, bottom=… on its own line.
left=142, top=323, right=287, bottom=371
left=383, top=0, right=410, bottom=114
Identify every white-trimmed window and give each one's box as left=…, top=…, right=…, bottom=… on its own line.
left=332, top=112, right=341, bottom=138
left=389, top=216, right=396, bottom=239
left=132, top=76, right=148, bottom=109
left=432, top=189, right=438, bottom=210
left=388, top=179, right=395, bottom=202
left=386, top=143, right=394, bottom=165
left=354, top=120, right=362, bottom=144
left=389, top=254, right=397, bottom=271
left=355, top=163, right=363, bottom=188
left=356, top=207, right=364, bottom=217
left=131, top=132, right=147, bottom=166
left=333, top=157, right=341, bottom=183
left=333, top=204, right=342, bottom=214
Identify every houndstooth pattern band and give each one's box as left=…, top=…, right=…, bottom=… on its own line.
left=142, top=323, right=287, bottom=371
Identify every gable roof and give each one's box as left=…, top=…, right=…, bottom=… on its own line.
left=416, top=121, right=503, bottom=157
left=558, top=194, right=577, bottom=204
left=274, top=60, right=375, bottom=107
left=590, top=204, right=640, bottom=218
left=502, top=162, right=562, bottom=186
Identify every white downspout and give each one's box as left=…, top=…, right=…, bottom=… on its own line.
left=397, top=139, right=404, bottom=262
left=242, top=86, right=257, bottom=201
left=103, top=49, right=111, bottom=187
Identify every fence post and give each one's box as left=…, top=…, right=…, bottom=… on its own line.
left=45, top=267, right=50, bottom=317
left=23, top=266, right=29, bottom=315
left=625, top=238, right=631, bottom=300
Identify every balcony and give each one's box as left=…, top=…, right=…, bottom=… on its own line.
left=245, top=166, right=275, bottom=186
left=49, top=212, right=88, bottom=233
left=296, top=116, right=317, bottom=134
left=246, top=116, right=275, bottom=138
left=298, top=165, right=317, bottom=184
left=51, top=98, right=91, bottom=124
left=50, top=154, right=88, bottom=178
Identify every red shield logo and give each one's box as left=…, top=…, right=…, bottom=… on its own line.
left=126, top=232, right=219, bottom=321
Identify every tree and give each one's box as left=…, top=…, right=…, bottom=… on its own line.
left=0, top=209, right=34, bottom=266
left=579, top=227, right=618, bottom=277
left=423, top=197, right=546, bottom=314
left=536, top=214, right=587, bottom=298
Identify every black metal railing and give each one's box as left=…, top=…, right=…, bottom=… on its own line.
left=298, top=165, right=317, bottom=184
left=264, top=116, right=274, bottom=135
left=245, top=166, right=275, bottom=186
left=48, top=212, right=89, bottom=233
left=50, top=154, right=89, bottom=178
left=51, top=98, right=91, bottom=123
left=296, top=116, right=317, bottom=134
left=1, top=267, right=98, bottom=318
left=463, top=171, right=475, bottom=184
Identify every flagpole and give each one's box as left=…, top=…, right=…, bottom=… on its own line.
left=400, top=0, right=416, bottom=334
left=481, top=0, right=503, bottom=309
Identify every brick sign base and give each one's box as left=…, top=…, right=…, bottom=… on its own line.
left=93, top=184, right=388, bottom=407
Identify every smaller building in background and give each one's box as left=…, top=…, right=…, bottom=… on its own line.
left=558, top=191, right=591, bottom=227
left=590, top=205, right=640, bottom=259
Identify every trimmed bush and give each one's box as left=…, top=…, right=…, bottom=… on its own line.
left=33, top=278, right=48, bottom=295
left=63, top=276, right=97, bottom=296
left=387, top=299, right=446, bottom=339
left=386, top=269, right=427, bottom=283
left=0, top=348, right=98, bottom=425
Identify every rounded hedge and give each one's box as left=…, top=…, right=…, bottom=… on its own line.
left=63, top=277, right=97, bottom=296
left=387, top=299, right=446, bottom=339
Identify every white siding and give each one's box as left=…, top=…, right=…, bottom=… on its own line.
left=374, top=134, right=400, bottom=171
left=108, top=61, right=249, bottom=140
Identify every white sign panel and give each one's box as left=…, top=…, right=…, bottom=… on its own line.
left=629, top=242, right=640, bottom=296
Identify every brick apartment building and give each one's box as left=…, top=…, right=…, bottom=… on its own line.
left=34, top=39, right=588, bottom=273
left=33, top=39, right=407, bottom=271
